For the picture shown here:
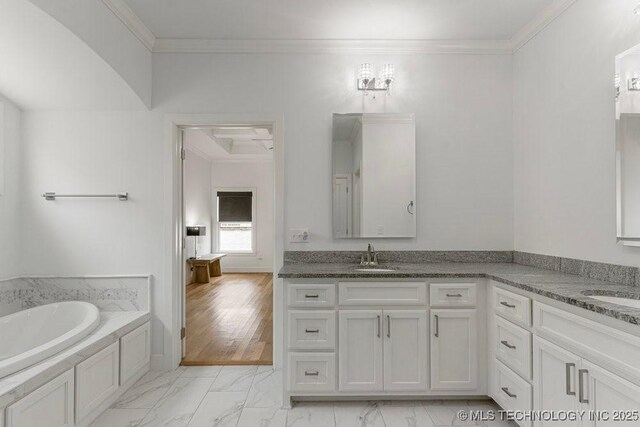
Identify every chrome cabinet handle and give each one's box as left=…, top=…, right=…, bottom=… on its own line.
left=387, top=315, right=391, bottom=338
left=578, top=369, right=589, bottom=403
left=305, top=294, right=319, bottom=298
left=305, top=328, right=319, bottom=333
left=434, top=314, right=439, bottom=337
left=500, top=340, right=516, bottom=349
left=305, top=370, right=319, bottom=376
left=500, top=301, right=516, bottom=308
left=446, top=293, right=463, bottom=298
left=566, top=363, right=576, bottom=396
left=377, top=315, right=381, bottom=338
left=501, top=387, right=517, bottom=399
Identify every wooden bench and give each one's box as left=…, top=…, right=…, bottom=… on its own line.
left=187, top=253, right=226, bottom=284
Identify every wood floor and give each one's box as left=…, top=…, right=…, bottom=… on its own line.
left=182, top=273, right=273, bottom=365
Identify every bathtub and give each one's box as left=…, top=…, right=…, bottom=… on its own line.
left=0, top=301, right=100, bottom=379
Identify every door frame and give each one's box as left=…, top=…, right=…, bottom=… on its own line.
left=163, top=113, right=285, bottom=370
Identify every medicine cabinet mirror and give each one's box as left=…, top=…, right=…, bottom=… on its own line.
left=332, top=113, right=416, bottom=239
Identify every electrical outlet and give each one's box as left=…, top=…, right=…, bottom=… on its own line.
left=290, top=229, right=310, bottom=243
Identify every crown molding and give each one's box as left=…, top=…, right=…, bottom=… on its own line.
left=103, top=0, right=577, bottom=55
left=153, top=38, right=513, bottom=54
left=510, top=0, right=579, bottom=52
left=102, top=0, right=156, bottom=51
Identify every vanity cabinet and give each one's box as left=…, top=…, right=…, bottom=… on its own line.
left=533, top=337, right=582, bottom=427
left=383, top=310, right=428, bottom=391
left=338, top=310, right=384, bottom=391
left=284, top=278, right=485, bottom=404
left=338, top=309, right=428, bottom=392
left=430, top=309, right=478, bottom=390
left=534, top=336, right=640, bottom=426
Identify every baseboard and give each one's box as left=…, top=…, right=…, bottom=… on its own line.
left=150, top=354, right=165, bottom=370
left=221, top=267, right=274, bottom=273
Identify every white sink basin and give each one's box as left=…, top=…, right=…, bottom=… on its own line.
left=354, top=268, right=396, bottom=273
left=588, top=295, right=640, bottom=309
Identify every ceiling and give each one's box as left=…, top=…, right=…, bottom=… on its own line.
left=123, top=0, right=554, bottom=41
left=184, top=127, right=274, bottom=162
left=0, top=0, right=145, bottom=110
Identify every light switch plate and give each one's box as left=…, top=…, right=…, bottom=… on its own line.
left=290, top=229, right=310, bottom=243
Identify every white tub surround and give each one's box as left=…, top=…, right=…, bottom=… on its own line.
left=0, top=311, right=150, bottom=427
left=0, top=302, right=100, bottom=379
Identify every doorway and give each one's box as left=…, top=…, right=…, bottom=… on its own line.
left=180, top=124, right=276, bottom=366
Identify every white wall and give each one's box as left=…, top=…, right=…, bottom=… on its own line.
left=513, top=0, right=640, bottom=266
left=211, top=161, right=274, bottom=272
left=183, top=150, right=212, bottom=260
left=20, top=111, right=165, bottom=354
left=153, top=53, right=515, bottom=251
left=0, top=94, right=22, bottom=279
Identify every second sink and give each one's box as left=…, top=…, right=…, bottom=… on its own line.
left=587, top=295, right=640, bottom=309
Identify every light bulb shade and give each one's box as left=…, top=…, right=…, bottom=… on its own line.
left=381, top=64, right=395, bottom=82
left=359, top=63, right=373, bottom=81
left=186, top=226, right=206, bottom=236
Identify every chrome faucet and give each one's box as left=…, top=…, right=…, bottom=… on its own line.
left=360, top=243, right=379, bottom=266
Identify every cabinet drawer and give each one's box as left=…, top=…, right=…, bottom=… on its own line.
left=289, top=353, right=336, bottom=392
left=493, top=360, right=532, bottom=426
left=430, top=283, right=477, bottom=307
left=494, top=287, right=531, bottom=328
left=288, top=311, right=336, bottom=350
left=339, top=282, right=427, bottom=306
left=120, top=322, right=151, bottom=385
left=495, top=316, right=532, bottom=380
left=76, top=342, right=120, bottom=423
left=289, top=284, right=336, bottom=308
left=6, top=369, right=74, bottom=427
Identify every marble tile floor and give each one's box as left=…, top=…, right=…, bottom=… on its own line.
left=91, top=366, right=517, bottom=427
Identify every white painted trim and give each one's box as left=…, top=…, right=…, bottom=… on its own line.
left=153, top=38, right=513, bottom=55
left=510, top=0, right=579, bottom=52
left=221, top=267, right=274, bottom=273
left=1, top=274, right=152, bottom=280
left=164, top=113, right=285, bottom=371
left=150, top=354, right=164, bottom=371
left=101, top=0, right=156, bottom=51
left=101, top=0, right=577, bottom=55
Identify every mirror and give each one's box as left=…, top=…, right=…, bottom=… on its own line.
left=332, top=113, right=416, bottom=239
left=616, top=47, right=640, bottom=245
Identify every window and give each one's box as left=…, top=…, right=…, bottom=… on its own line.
left=216, top=190, right=256, bottom=253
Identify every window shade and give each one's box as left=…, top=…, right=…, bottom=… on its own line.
left=218, top=191, right=252, bottom=222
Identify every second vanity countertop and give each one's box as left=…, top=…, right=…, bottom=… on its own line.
left=278, top=262, right=640, bottom=326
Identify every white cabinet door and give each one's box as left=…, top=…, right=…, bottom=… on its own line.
left=581, top=361, right=640, bottom=426
left=6, top=369, right=74, bottom=427
left=76, top=342, right=120, bottom=423
left=383, top=310, right=427, bottom=391
left=121, top=322, right=151, bottom=385
left=430, top=309, right=478, bottom=390
left=338, top=310, right=383, bottom=392
left=533, top=336, right=581, bottom=427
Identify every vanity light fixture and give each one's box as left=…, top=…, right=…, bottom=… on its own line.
left=358, top=63, right=395, bottom=96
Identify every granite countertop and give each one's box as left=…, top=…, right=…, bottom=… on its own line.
left=0, top=311, right=150, bottom=409
left=278, top=262, right=640, bottom=326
